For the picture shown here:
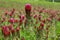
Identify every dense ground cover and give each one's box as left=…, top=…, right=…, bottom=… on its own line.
left=0, top=0, right=60, bottom=40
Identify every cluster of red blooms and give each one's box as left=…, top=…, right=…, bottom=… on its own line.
left=1, top=8, right=25, bottom=40
left=1, top=4, right=32, bottom=40
left=0, top=4, right=60, bottom=40
left=2, top=24, right=20, bottom=37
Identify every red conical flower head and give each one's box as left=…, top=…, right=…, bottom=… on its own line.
left=25, top=4, right=31, bottom=11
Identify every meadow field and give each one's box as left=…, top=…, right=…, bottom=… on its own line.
left=0, top=0, right=60, bottom=40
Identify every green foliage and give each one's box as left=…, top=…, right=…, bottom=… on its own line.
left=46, top=0, right=60, bottom=2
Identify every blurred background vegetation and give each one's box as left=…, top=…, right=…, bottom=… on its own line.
left=38, top=0, right=60, bottom=2
left=46, top=0, right=60, bottom=2
left=0, top=0, right=60, bottom=10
